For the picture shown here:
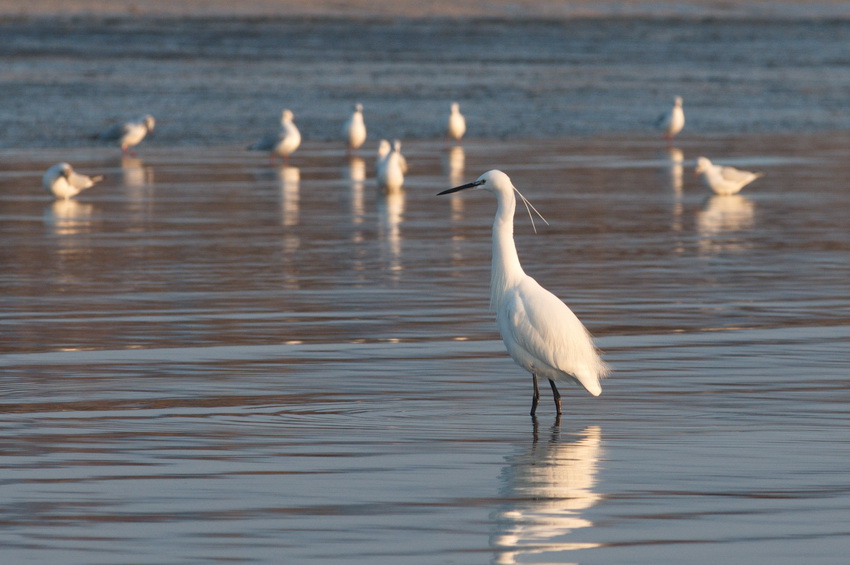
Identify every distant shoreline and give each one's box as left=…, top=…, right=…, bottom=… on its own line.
left=1, top=0, right=848, bottom=20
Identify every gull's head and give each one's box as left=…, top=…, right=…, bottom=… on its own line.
left=281, top=109, right=295, bottom=123
left=143, top=115, right=156, bottom=131
left=392, top=139, right=402, bottom=152
left=695, top=156, right=712, bottom=174
left=377, top=139, right=391, bottom=157
left=438, top=169, right=513, bottom=196
left=58, top=162, right=74, bottom=178
left=674, top=96, right=683, bottom=106
left=354, top=103, right=363, bottom=113
left=451, top=102, right=460, bottom=112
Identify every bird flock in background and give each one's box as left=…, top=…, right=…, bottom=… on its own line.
left=38, top=96, right=766, bottom=416
left=43, top=97, right=762, bottom=199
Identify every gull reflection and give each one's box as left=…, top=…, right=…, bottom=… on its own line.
left=44, top=199, right=95, bottom=236
left=121, top=155, right=154, bottom=190
left=276, top=166, right=300, bottom=289
left=443, top=145, right=466, bottom=187
left=491, top=425, right=603, bottom=564
left=276, top=166, right=300, bottom=228
left=345, top=157, right=366, bottom=227
left=377, top=190, right=405, bottom=278
left=662, top=146, right=684, bottom=193
left=696, top=194, right=755, bottom=255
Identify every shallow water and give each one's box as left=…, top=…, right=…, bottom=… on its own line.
left=2, top=130, right=850, bottom=563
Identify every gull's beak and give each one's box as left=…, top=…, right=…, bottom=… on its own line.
left=437, top=179, right=484, bottom=195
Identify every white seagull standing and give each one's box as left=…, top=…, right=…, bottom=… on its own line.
left=438, top=170, right=608, bottom=417
left=656, top=96, right=685, bottom=141
left=377, top=139, right=405, bottom=193
left=695, top=156, right=763, bottom=195
left=446, top=102, right=467, bottom=143
left=342, top=103, right=367, bottom=153
left=43, top=162, right=103, bottom=200
left=250, top=109, right=301, bottom=165
left=97, top=115, right=155, bottom=154
left=375, top=139, right=391, bottom=178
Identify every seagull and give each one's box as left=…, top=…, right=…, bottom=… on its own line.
left=446, top=102, right=467, bottom=143
left=438, top=170, right=608, bottom=417
left=43, top=163, right=103, bottom=200
left=97, top=115, right=155, bottom=154
left=656, top=96, right=684, bottom=141
left=249, top=109, right=301, bottom=165
left=377, top=139, right=405, bottom=193
left=342, top=103, right=367, bottom=153
left=376, top=139, right=391, bottom=178
left=695, top=156, right=763, bottom=195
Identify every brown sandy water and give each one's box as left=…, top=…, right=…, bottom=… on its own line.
left=2, top=12, right=850, bottom=565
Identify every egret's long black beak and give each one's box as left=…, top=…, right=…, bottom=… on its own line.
left=437, top=179, right=484, bottom=195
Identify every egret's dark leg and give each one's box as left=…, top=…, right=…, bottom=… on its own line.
left=530, top=373, right=540, bottom=417
left=548, top=379, right=562, bottom=415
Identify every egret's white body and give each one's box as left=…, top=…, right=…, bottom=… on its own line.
left=439, top=170, right=608, bottom=416
left=377, top=140, right=405, bottom=193
left=695, top=156, right=763, bottom=195
left=42, top=162, right=103, bottom=200
left=656, top=96, right=684, bottom=140
left=98, top=114, right=155, bottom=154
left=250, top=109, right=301, bottom=164
left=343, top=103, right=367, bottom=151
left=447, top=102, right=466, bottom=143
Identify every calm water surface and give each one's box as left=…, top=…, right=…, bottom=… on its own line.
left=1, top=132, right=849, bottom=563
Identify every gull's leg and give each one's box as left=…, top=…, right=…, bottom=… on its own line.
left=531, top=373, right=540, bottom=417
left=548, top=379, right=562, bottom=415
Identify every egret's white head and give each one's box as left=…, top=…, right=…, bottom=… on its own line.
left=695, top=156, right=712, bottom=174
left=438, top=169, right=511, bottom=196
left=438, top=170, right=548, bottom=230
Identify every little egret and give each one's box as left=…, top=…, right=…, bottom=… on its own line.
left=446, top=102, right=466, bottom=144
left=97, top=114, right=155, bottom=155
left=438, top=170, right=608, bottom=416
left=695, top=156, right=763, bottom=195
left=656, top=96, right=684, bottom=141
left=43, top=162, right=103, bottom=200
left=342, top=103, right=367, bottom=152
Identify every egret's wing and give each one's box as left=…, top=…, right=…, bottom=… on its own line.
left=503, top=277, right=605, bottom=391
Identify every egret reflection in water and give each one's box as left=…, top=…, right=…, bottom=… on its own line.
left=491, top=425, right=603, bottom=564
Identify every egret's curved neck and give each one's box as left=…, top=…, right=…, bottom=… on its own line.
left=490, top=189, right=525, bottom=308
